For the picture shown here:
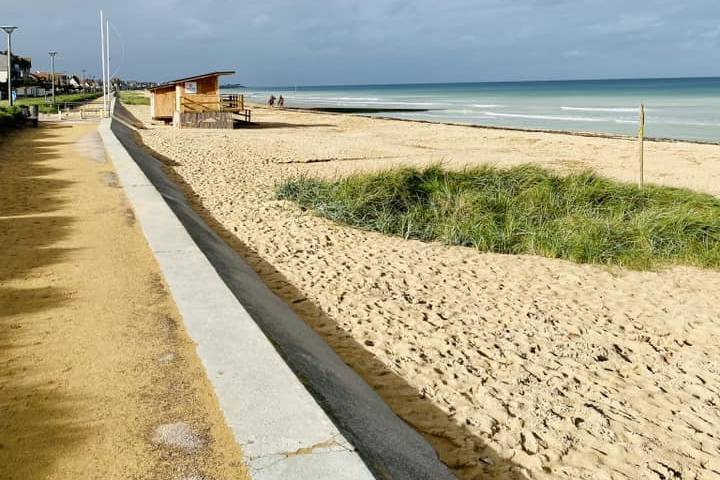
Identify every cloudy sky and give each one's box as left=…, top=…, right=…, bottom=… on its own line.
left=4, top=0, right=720, bottom=85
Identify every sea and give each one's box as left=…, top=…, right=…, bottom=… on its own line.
left=228, top=77, right=720, bottom=143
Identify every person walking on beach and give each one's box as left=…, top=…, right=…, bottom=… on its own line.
left=268, top=95, right=276, bottom=107
left=278, top=95, right=285, bottom=108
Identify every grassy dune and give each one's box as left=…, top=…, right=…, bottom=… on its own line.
left=277, top=165, right=720, bottom=270
left=118, top=91, right=150, bottom=105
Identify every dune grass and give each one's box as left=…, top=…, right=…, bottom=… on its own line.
left=118, top=91, right=150, bottom=105
left=276, top=164, right=720, bottom=270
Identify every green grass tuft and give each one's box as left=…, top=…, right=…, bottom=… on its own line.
left=276, top=164, right=720, bottom=270
left=118, top=91, right=150, bottom=105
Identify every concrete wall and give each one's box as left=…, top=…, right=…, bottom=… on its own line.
left=104, top=100, right=456, bottom=480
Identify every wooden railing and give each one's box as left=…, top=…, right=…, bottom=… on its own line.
left=178, top=93, right=251, bottom=124
left=180, top=94, right=220, bottom=112
left=180, top=93, right=245, bottom=114
left=220, top=94, right=244, bottom=113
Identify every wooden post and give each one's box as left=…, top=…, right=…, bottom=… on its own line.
left=638, top=104, right=645, bottom=188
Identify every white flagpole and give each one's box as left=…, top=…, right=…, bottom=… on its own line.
left=100, top=10, right=107, bottom=116
left=106, top=19, right=111, bottom=115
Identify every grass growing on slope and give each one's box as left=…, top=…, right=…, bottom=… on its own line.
left=118, top=91, right=150, bottom=105
left=277, top=164, right=720, bottom=270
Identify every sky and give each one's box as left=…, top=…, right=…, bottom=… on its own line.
left=3, top=0, right=720, bottom=86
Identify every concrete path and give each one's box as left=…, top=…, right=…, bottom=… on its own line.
left=0, top=121, right=249, bottom=479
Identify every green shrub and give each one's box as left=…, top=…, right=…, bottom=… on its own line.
left=277, top=164, right=720, bottom=270
left=10, top=93, right=103, bottom=113
left=0, top=105, right=25, bottom=134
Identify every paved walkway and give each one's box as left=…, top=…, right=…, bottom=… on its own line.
left=0, top=121, right=249, bottom=479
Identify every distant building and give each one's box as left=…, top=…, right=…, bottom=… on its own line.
left=34, top=71, right=68, bottom=88
left=86, top=79, right=101, bottom=91
left=0, top=51, right=32, bottom=83
left=77, top=77, right=102, bottom=92
left=16, top=85, right=46, bottom=98
left=68, top=75, right=82, bottom=89
left=148, top=71, right=248, bottom=128
left=117, top=79, right=158, bottom=90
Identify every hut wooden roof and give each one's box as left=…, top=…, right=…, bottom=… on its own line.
left=148, top=71, right=235, bottom=91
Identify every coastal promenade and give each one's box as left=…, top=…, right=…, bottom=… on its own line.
left=4, top=97, right=719, bottom=479
left=0, top=121, right=249, bottom=479
left=1, top=104, right=453, bottom=480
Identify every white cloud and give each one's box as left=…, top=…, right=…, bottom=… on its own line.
left=179, top=17, right=217, bottom=39
left=563, top=49, right=583, bottom=58
left=253, top=14, right=271, bottom=26
left=587, top=14, right=663, bottom=36
left=4, top=0, right=720, bottom=84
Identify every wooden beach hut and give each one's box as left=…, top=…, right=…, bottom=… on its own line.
left=148, top=71, right=250, bottom=128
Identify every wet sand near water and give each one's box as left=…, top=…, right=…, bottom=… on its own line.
left=128, top=104, right=720, bottom=479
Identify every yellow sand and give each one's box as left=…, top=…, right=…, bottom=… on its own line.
left=0, top=122, right=249, bottom=480
left=129, top=104, right=720, bottom=479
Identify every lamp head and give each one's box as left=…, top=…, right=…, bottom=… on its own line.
left=1, top=26, right=18, bottom=35
left=48, top=51, right=58, bottom=57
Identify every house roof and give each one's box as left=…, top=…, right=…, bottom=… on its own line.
left=34, top=71, right=68, bottom=78
left=0, top=52, right=32, bottom=69
left=0, top=51, right=31, bottom=61
left=148, top=71, right=235, bottom=91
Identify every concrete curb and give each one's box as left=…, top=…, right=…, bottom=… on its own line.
left=98, top=100, right=375, bottom=479
left=101, top=99, right=456, bottom=480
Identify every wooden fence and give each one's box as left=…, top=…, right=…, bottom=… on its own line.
left=180, top=94, right=245, bottom=113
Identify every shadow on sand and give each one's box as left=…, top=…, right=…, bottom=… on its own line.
left=125, top=111, right=531, bottom=479
left=244, top=121, right=338, bottom=129
left=0, top=124, right=89, bottom=480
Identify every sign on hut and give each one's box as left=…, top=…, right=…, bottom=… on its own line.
left=148, top=71, right=250, bottom=129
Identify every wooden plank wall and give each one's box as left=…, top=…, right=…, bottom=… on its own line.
left=152, top=86, right=176, bottom=119
left=196, top=75, right=219, bottom=96
left=179, top=111, right=234, bottom=129
left=181, top=94, right=220, bottom=112
left=153, top=75, right=223, bottom=119
left=179, top=75, right=221, bottom=113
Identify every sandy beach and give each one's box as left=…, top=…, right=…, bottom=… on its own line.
left=127, top=103, right=720, bottom=479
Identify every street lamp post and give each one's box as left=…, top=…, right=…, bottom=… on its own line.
left=48, top=51, right=57, bottom=105
left=1, top=26, right=18, bottom=106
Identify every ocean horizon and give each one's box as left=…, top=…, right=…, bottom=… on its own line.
left=227, top=77, right=720, bottom=142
